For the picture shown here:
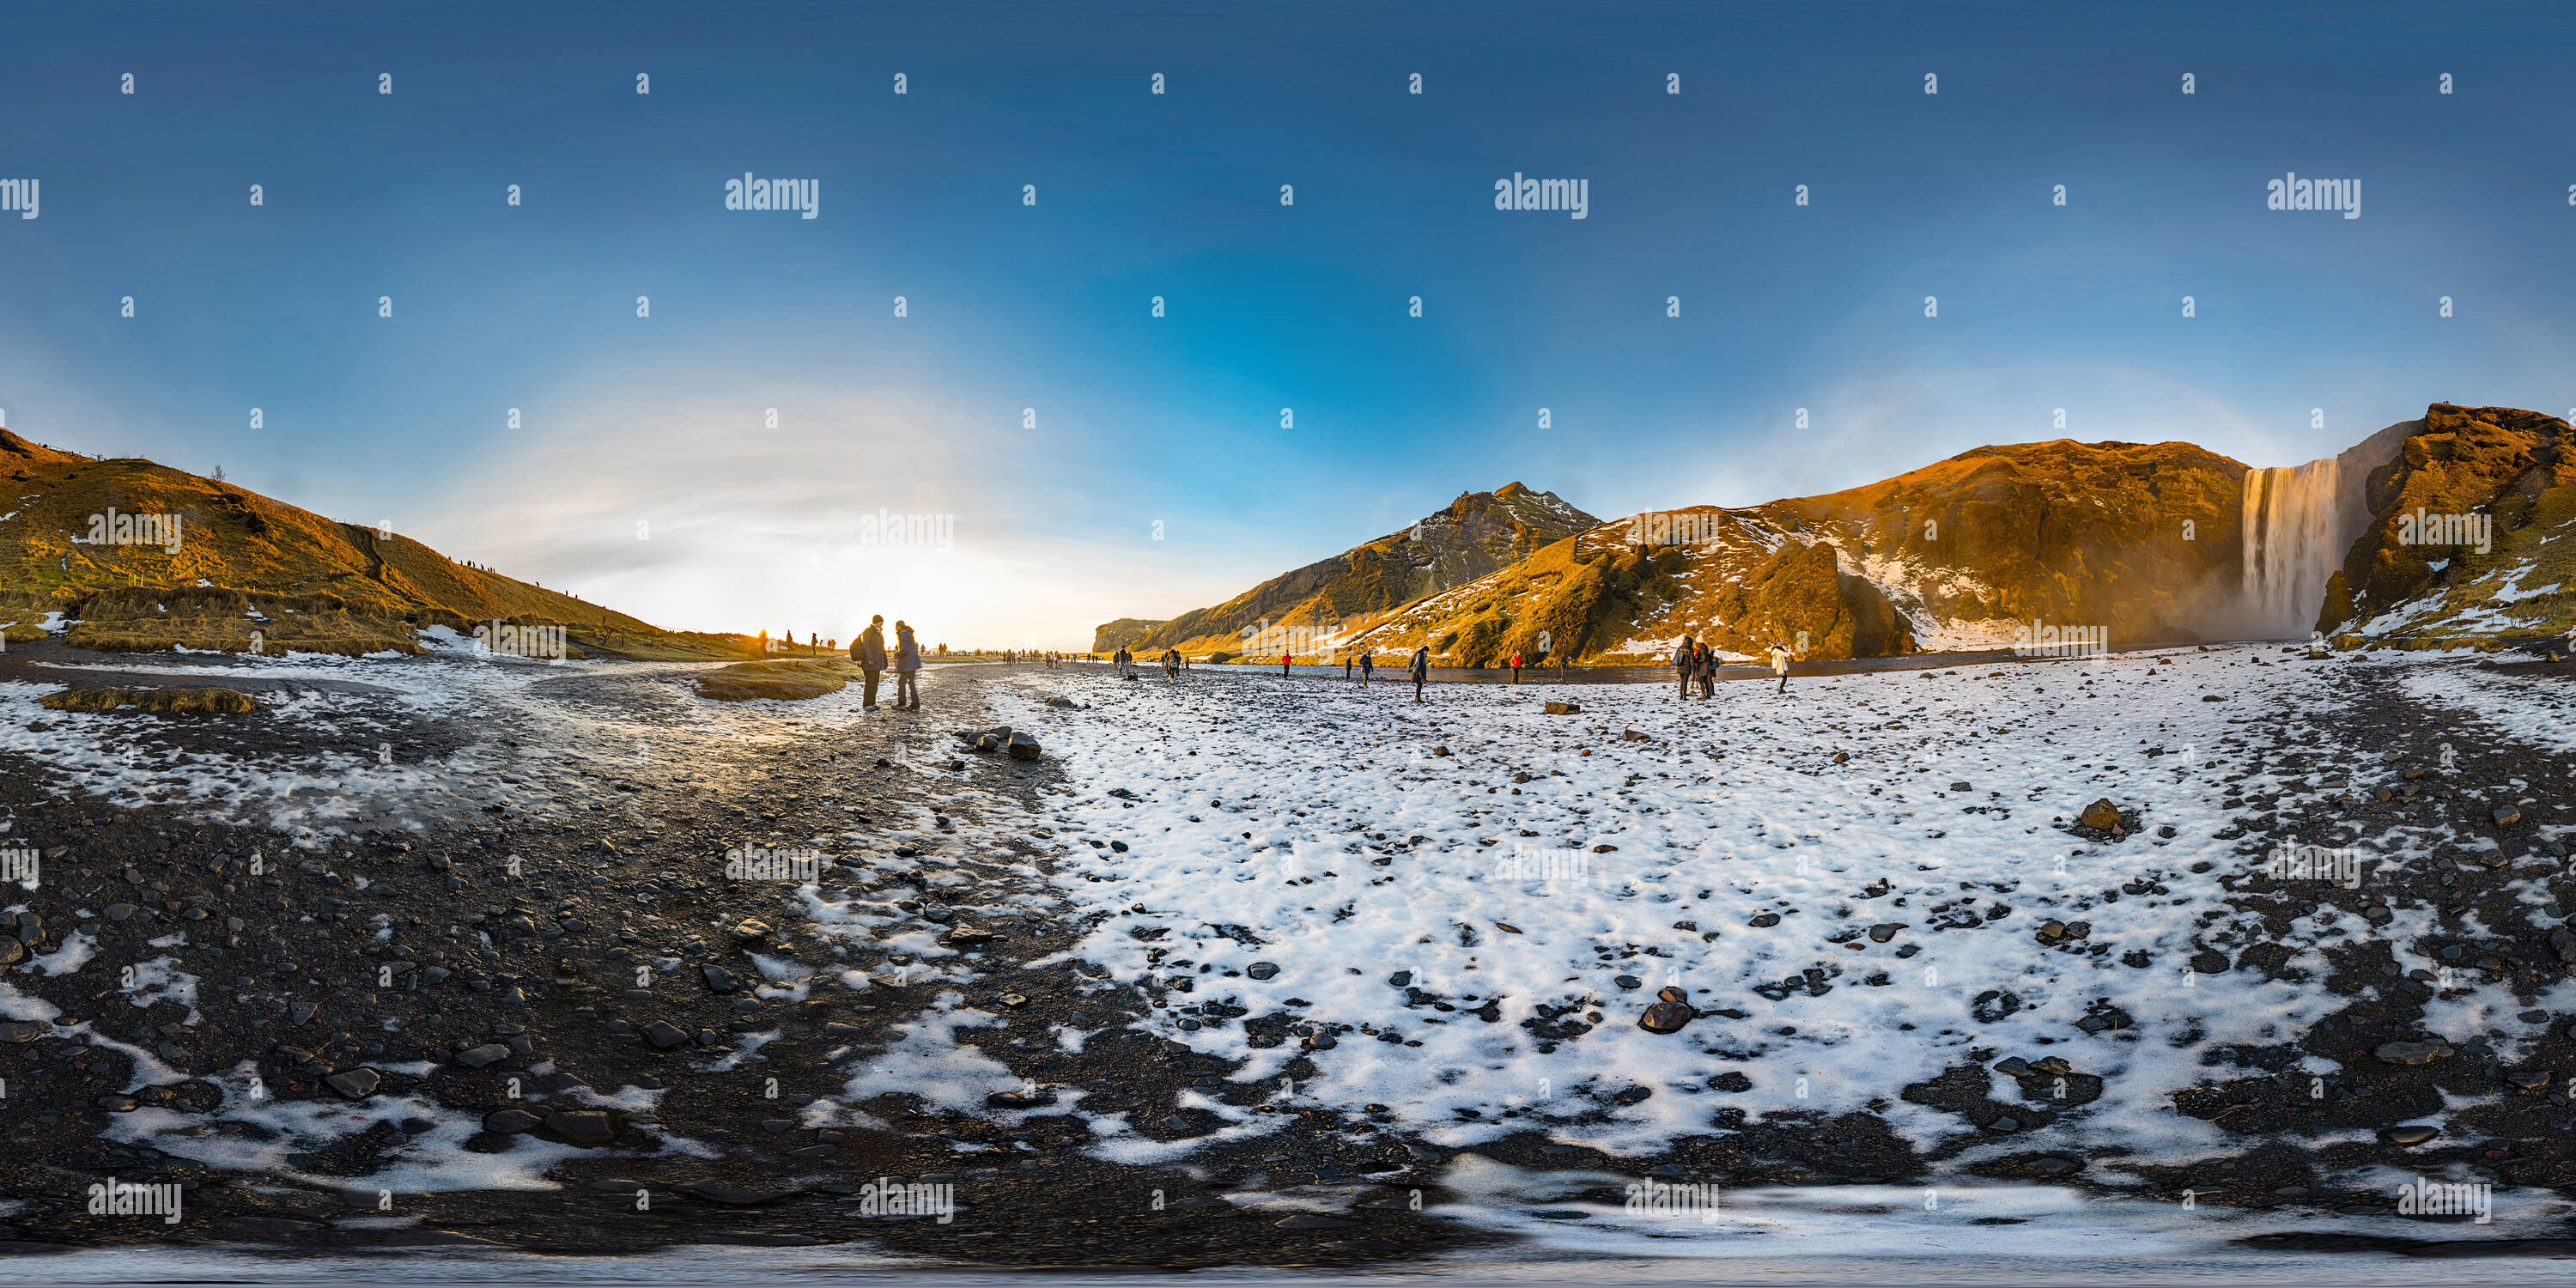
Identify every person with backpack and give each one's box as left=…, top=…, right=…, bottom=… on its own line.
left=854, top=615, right=888, bottom=710
left=894, top=620, right=923, bottom=708
left=1697, top=640, right=1716, bottom=698
left=1358, top=652, right=1374, bottom=687
left=1163, top=647, right=1182, bottom=681
left=1409, top=646, right=1430, bottom=703
left=1674, top=635, right=1695, bottom=700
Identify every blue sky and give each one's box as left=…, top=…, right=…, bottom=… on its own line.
left=3, top=0, right=2571, bottom=647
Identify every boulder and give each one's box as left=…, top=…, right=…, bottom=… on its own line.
left=1007, top=732, right=1042, bottom=761
left=1638, top=986, right=1696, bottom=1035
left=2076, top=799, right=2123, bottom=830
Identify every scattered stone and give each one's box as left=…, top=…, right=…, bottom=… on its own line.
left=453, top=1043, right=513, bottom=1069
left=1638, top=985, right=1695, bottom=1035
left=2495, top=805, right=2524, bottom=827
left=2378, top=1124, right=2440, bottom=1146
left=1543, top=702, right=1580, bottom=715
left=2374, top=1039, right=2456, bottom=1066
left=702, top=965, right=738, bottom=992
left=642, top=1020, right=690, bottom=1048
left=1246, top=962, right=1280, bottom=981
left=323, top=1067, right=381, bottom=1099
left=1868, top=923, right=1906, bottom=943
left=483, top=1109, right=542, bottom=1134
left=544, top=1110, right=617, bottom=1145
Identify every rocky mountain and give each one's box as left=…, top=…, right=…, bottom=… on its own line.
left=2317, top=404, right=2576, bottom=645
left=1347, top=440, right=2250, bottom=665
left=0, top=427, right=749, bottom=658
left=1091, top=618, right=1168, bottom=653
left=1115, top=483, right=1599, bottom=654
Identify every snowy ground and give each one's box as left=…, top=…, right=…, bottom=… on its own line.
left=1002, top=645, right=2565, bottom=1180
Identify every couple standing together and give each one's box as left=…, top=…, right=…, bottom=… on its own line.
left=1675, top=635, right=1794, bottom=696
left=853, top=615, right=921, bottom=710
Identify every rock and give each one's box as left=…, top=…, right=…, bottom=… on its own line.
left=103, top=902, right=135, bottom=921
left=1707, top=1070, right=1752, bottom=1091
left=2495, top=805, right=2524, bottom=827
left=289, top=1000, right=319, bottom=1025
left=987, top=1086, right=1058, bottom=1109
left=1544, top=702, right=1581, bottom=715
left=323, top=1067, right=381, bottom=1098
left=2549, top=927, right=2576, bottom=965
left=0, top=1020, right=48, bottom=1042
left=1868, top=923, right=1906, bottom=943
left=2375, top=1039, right=2456, bottom=1066
left=1638, top=986, right=1696, bottom=1035
left=95, top=1094, right=138, bottom=1112
left=1993, top=1056, right=2038, bottom=1078
left=2377, top=1124, right=2441, bottom=1145
left=1044, top=696, right=1083, bottom=708
left=1748, top=913, right=1780, bottom=927
left=1246, top=962, right=1280, bottom=981
left=453, top=1043, right=513, bottom=1069
left=642, top=1019, right=690, bottom=1048
left=483, top=1109, right=542, bottom=1134
left=1950, top=781, right=1973, bottom=792
left=702, top=965, right=738, bottom=992
left=1006, top=732, right=1042, bottom=761
left=0, top=939, right=21, bottom=967
left=2076, top=799, right=2123, bottom=830
left=1622, top=729, right=1650, bottom=742
left=1971, top=990, right=2023, bottom=1023
left=1277, top=1214, right=1358, bottom=1230
left=544, top=1110, right=617, bottom=1146
left=725, top=918, right=771, bottom=941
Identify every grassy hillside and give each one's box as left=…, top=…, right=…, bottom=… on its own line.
left=1136, top=483, right=1599, bottom=655
left=0, top=427, right=758, bottom=659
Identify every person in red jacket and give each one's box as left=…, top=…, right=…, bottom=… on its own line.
left=1510, top=652, right=1523, bottom=684
left=1279, top=652, right=1291, bottom=677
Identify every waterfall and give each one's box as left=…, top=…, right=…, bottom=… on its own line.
left=2239, top=459, right=2346, bottom=639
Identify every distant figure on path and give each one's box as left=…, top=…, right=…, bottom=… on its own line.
left=1358, top=652, right=1374, bottom=687
left=895, top=620, right=923, bottom=708
left=1409, top=646, right=1429, bottom=703
left=854, top=615, right=888, bottom=711
left=1280, top=652, right=1291, bottom=677
left=1674, top=636, right=1695, bottom=700
left=1510, top=652, right=1523, bottom=684
left=1343, top=653, right=1352, bottom=680
left=1768, top=640, right=1792, bottom=694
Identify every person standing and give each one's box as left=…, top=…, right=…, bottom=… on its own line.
left=894, top=620, right=923, bottom=708
left=1358, top=652, right=1373, bottom=687
left=1674, top=636, right=1695, bottom=700
left=1767, top=639, right=1792, bottom=694
left=1409, top=645, right=1430, bottom=703
left=1163, top=647, right=1181, bottom=681
left=1280, top=651, right=1291, bottom=677
left=1698, top=641, right=1716, bottom=699
left=1343, top=653, right=1352, bottom=681
left=1510, top=651, right=1523, bottom=685
left=854, top=615, right=888, bottom=711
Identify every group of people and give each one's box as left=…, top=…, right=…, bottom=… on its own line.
left=849, top=614, right=923, bottom=710
left=1674, top=635, right=1795, bottom=696
left=1107, top=647, right=1188, bottom=680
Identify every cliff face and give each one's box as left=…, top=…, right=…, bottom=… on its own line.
left=1345, top=440, right=2245, bottom=664
left=2317, top=404, right=2576, bottom=642
left=0, top=427, right=687, bottom=655
left=1091, top=618, right=1167, bottom=653
left=1132, top=483, right=1599, bottom=653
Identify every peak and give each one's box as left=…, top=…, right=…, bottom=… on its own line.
left=1492, top=482, right=1530, bottom=498
left=0, top=427, right=88, bottom=465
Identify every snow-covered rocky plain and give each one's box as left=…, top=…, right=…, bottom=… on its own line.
left=1005, top=645, right=2575, bottom=1201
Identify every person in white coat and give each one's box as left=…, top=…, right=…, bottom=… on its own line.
left=1767, top=640, right=1793, bottom=694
